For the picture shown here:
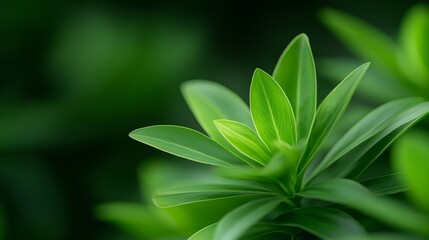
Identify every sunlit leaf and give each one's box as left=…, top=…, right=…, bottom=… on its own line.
left=250, top=69, right=296, bottom=150
left=273, top=33, right=316, bottom=141
left=215, top=119, right=271, bottom=165
left=297, top=63, right=369, bottom=181
left=299, top=178, right=429, bottom=234
left=130, top=125, right=243, bottom=167
left=188, top=223, right=217, bottom=240
left=393, top=130, right=429, bottom=212
left=215, top=197, right=283, bottom=240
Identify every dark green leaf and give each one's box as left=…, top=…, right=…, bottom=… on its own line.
left=299, top=179, right=429, bottom=234
left=273, top=34, right=316, bottom=141
left=361, top=173, right=408, bottom=196
left=215, top=197, right=283, bottom=240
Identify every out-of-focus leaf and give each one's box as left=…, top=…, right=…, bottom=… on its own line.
left=215, top=120, right=270, bottom=165
left=318, top=58, right=413, bottom=102
left=154, top=182, right=277, bottom=207
left=393, top=130, right=429, bottom=212
left=0, top=203, right=5, bottom=240
left=298, top=179, right=429, bottom=234
left=182, top=80, right=253, bottom=151
left=346, top=233, right=426, bottom=240
left=273, top=34, right=316, bottom=141
left=130, top=125, right=244, bottom=167
left=250, top=69, right=296, bottom=151
left=297, top=63, right=369, bottom=182
left=188, top=223, right=217, bottom=240
left=320, top=8, right=402, bottom=79
left=95, top=202, right=177, bottom=238
left=215, top=197, right=283, bottom=240
left=307, top=98, right=420, bottom=182
left=361, top=173, right=408, bottom=196
left=399, top=4, right=429, bottom=88
left=279, top=207, right=366, bottom=239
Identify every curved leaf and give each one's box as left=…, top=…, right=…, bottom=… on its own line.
left=181, top=80, right=253, bottom=150
left=279, top=207, right=366, bottom=239
left=297, top=63, right=369, bottom=181
left=130, top=125, right=243, bottom=167
left=215, top=197, right=283, bottom=240
left=393, top=130, right=429, bottom=211
left=250, top=69, right=296, bottom=150
left=361, top=173, right=408, bottom=196
left=188, top=223, right=217, bottom=240
left=299, top=179, right=429, bottom=234
left=273, top=33, right=316, bottom=141
left=320, top=8, right=402, bottom=79
left=154, top=182, right=277, bottom=207
left=215, top=119, right=271, bottom=165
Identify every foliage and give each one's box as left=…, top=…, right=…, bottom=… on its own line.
left=112, top=34, right=429, bottom=239
left=320, top=4, right=429, bottom=214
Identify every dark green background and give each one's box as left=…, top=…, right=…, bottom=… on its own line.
left=0, top=0, right=422, bottom=239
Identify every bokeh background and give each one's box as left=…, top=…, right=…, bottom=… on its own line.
left=0, top=0, right=424, bottom=239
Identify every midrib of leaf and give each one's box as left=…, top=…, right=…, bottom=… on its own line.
left=260, top=81, right=284, bottom=144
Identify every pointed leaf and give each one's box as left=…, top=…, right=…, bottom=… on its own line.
left=273, top=34, right=316, bottom=141
left=320, top=8, right=402, bottom=79
left=215, top=197, right=283, bottom=240
left=154, top=182, right=276, bottom=207
left=182, top=80, right=253, bottom=150
left=279, top=207, right=366, bottom=239
left=188, top=223, right=217, bottom=240
left=393, top=130, right=429, bottom=211
left=298, top=63, right=369, bottom=177
left=250, top=69, right=296, bottom=150
left=361, top=173, right=407, bottom=196
left=215, top=119, right=271, bottom=165
left=307, top=98, right=420, bottom=181
left=130, top=125, right=243, bottom=167
left=298, top=179, right=429, bottom=234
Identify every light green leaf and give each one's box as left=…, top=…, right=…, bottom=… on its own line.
left=273, top=33, right=316, bottom=141
left=393, top=130, right=429, bottom=212
left=182, top=80, right=253, bottom=150
left=298, top=178, right=429, bottom=234
left=320, top=8, right=402, bottom=80
left=214, top=119, right=271, bottom=165
left=188, top=223, right=217, bottom=240
left=297, top=63, right=369, bottom=179
left=250, top=69, right=296, bottom=150
left=154, top=182, right=277, bottom=207
left=399, top=4, right=429, bottom=89
left=361, top=173, right=408, bottom=196
left=279, top=207, right=366, bottom=239
left=130, top=125, right=243, bottom=167
left=215, top=197, right=283, bottom=240
left=307, top=98, right=420, bottom=182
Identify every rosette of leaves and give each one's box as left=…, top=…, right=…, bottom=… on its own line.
left=320, top=5, right=429, bottom=217
left=130, top=34, right=429, bottom=240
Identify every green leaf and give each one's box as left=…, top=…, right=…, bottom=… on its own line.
left=297, top=63, right=369, bottom=180
left=279, top=207, right=366, bottom=239
left=130, top=125, right=243, bottom=167
left=361, top=173, right=408, bottom=196
left=399, top=4, right=429, bottom=89
left=189, top=223, right=217, bottom=240
left=154, top=182, right=277, bottom=207
left=215, top=197, right=283, bottom=240
left=273, top=34, right=316, bottom=141
left=307, top=98, right=420, bottom=182
left=214, top=119, right=271, bottom=165
left=393, top=130, right=429, bottom=212
left=182, top=80, right=254, bottom=151
left=346, top=233, right=426, bottom=240
left=320, top=8, right=402, bottom=80
left=250, top=69, right=296, bottom=150
left=298, top=179, right=429, bottom=234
